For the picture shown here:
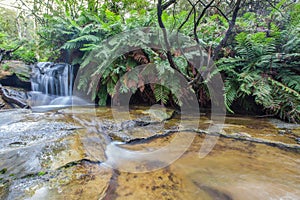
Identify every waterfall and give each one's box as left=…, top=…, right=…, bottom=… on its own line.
left=31, top=62, right=74, bottom=96
left=29, top=62, right=91, bottom=110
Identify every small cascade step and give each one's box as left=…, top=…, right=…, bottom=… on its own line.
left=31, top=62, right=73, bottom=96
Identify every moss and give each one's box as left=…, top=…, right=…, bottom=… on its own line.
left=16, top=72, right=30, bottom=81
left=2, top=64, right=10, bottom=71
left=0, top=168, right=7, bottom=174
left=0, top=61, right=31, bottom=81
left=38, top=171, right=46, bottom=176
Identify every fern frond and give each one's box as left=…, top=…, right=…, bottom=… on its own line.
left=268, top=78, right=300, bottom=99
left=154, top=84, right=170, bottom=104
left=68, top=34, right=100, bottom=43
left=224, top=80, right=238, bottom=113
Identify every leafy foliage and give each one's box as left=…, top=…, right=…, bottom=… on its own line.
left=0, top=7, right=37, bottom=64
left=2, top=0, right=299, bottom=123
left=218, top=11, right=300, bottom=122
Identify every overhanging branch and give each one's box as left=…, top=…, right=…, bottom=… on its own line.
left=157, top=0, right=191, bottom=81
left=213, top=0, right=242, bottom=60
left=194, top=0, right=215, bottom=44
left=162, top=0, right=176, bottom=10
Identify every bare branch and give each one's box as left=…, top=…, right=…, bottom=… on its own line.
left=194, top=0, right=215, bottom=44
left=18, top=0, right=44, bottom=24
left=162, top=0, right=176, bottom=10
left=213, top=0, right=242, bottom=60
left=212, top=6, right=230, bottom=22
left=157, top=0, right=191, bottom=81
left=177, top=0, right=201, bottom=32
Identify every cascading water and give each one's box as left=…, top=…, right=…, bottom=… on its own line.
left=28, top=62, right=76, bottom=109
left=31, top=62, right=73, bottom=96
left=28, top=62, right=91, bottom=111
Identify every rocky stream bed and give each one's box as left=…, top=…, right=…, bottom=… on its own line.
left=0, top=106, right=299, bottom=200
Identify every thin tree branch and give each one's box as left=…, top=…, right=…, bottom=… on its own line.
left=171, top=0, right=177, bottom=31
left=162, top=0, right=176, bottom=10
left=213, top=0, right=242, bottom=60
left=177, top=0, right=199, bottom=32
left=194, top=0, right=215, bottom=44
left=18, top=0, right=44, bottom=24
left=176, top=0, right=201, bottom=79
left=268, top=1, right=284, bottom=17
left=211, top=6, right=230, bottom=22
left=157, top=0, right=191, bottom=82
left=176, top=0, right=215, bottom=86
left=157, top=0, right=178, bottom=69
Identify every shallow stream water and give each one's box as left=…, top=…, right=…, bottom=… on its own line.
left=0, top=106, right=299, bottom=199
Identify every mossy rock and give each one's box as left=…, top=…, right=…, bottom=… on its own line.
left=0, top=60, right=31, bottom=81
left=141, top=105, right=175, bottom=122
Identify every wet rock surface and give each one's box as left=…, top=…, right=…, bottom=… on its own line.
left=0, top=61, right=31, bottom=92
left=70, top=106, right=175, bottom=142
left=223, top=116, right=300, bottom=145
left=0, top=107, right=299, bottom=199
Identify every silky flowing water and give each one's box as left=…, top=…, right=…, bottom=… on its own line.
left=0, top=107, right=299, bottom=200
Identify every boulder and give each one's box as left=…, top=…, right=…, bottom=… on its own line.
left=0, top=60, right=31, bottom=90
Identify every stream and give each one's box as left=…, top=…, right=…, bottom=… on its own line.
left=0, top=106, right=299, bottom=200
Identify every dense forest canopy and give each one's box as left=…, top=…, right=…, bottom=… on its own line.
left=0, top=0, right=299, bottom=122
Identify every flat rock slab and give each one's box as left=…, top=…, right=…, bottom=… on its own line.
left=0, top=109, right=111, bottom=200
left=4, top=162, right=112, bottom=200
left=1, top=107, right=299, bottom=200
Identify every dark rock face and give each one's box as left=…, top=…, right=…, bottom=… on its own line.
left=0, top=74, right=31, bottom=90
left=0, top=60, right=31, bottom=90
